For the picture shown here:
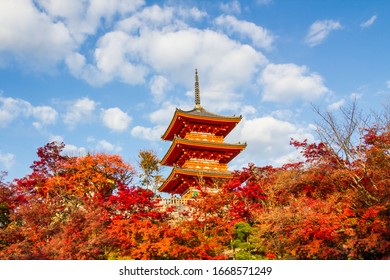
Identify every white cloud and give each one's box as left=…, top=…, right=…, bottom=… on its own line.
left=142, top=28, right=266, bottom=111
left=241, top=105, right=257, bottom=116
left=215, top=15, right=274, bottom=49
left=96, top=140, right=122, bottom=152
left=63, top=97, right=97, bottom=129
left=220, top=0, right=241, bottom=14
left=148, top=102, right=177, bottom=125
left=305, top=20, right=342, bottom=47
left=62, top=144, right=87, bottom=156
left=131, top=125, right=166, bottom=141
left=0, top=0, right=75, bottom=69
left=116, top=5, right=175, bottom=32
left=49, top=135, right=64, bottom=143
left=0, top=1, right=263, bottom=109
left=177, top=6, right=207, bottom=21
left=0, top=96, right=31, bottom=127
left=116, top=4, right=205, bottom=33
left=66, top=30, right=148, bottom=86
left=94, top=31, right=148, bottom=85
left=0, top=150, right=15, bottom=170
left=360, top=15, right=377, bottom=28
left=66, top=4, right=265, bottom=112
left=69, top=25, right=265, bottom=112
left=0, top=0, right=265, bottom=105
left=130, top=101, right=177, bottom=141
left=327, top=99, right=345, bottom=111
left=101, top=107, right=132, bottom=132
left=32, top=106, right=58, bottom=125
left=386, top=81, right=390, bottom=89
left=149, top=75, right=172, bottom=103
left=0, top=96, right=58, bottom=128
left=260, top=63, right=329, bottom=103
left=0, top=0, right=145, bottom=70
left=230, top=116, right=314, bottom=167
left=36, top=0, right=145, bottom=43
left=271, top=109, right=294, bottom=121
left=66, top=52, right=113, bottom=87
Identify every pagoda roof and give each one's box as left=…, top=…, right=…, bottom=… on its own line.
left=161, top=106, right=242, bottom=140
left=161, top=137, right=246, bottom=166
left=158, top=167, right=233, bottom=195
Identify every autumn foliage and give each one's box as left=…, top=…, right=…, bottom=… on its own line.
left=0, top=124, right=389, bottom=259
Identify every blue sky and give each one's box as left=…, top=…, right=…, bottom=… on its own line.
left=0, top=0, right=389, bottom=183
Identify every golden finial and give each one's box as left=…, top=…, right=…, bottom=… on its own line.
left=195, top=68, right=201, bottom=109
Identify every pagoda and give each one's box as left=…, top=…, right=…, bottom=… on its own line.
left=159, top=70, right=246, bottom=199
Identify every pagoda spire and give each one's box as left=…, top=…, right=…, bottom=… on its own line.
left=194, top=69, right=202, bottom=109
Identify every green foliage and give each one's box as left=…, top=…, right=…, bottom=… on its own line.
left=137, top=150, right=164, bottom=192
left=232, top=222, right=266, bottom=260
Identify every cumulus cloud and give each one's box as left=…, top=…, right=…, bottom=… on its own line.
left=0, top=96, right=58, bottom=128
left=327, top=99, right=345, bottom=111
left=63, top=97, right=97, bottom=129
left=131, top=102, right=176, bottom=141
left=116, top=4, right=205, bottom=33
left=69, top=25, right=265, bottom=112
left=1, top=1, right=267, bottom=115
left=36, top=0, right=145, bottom=42
left=0, top=0, right=145, bottom=70
left=101, top=107, right=132, bottom=132
left=49, top=135, right=64, bottom=143
left=116, top=4, right=175, bottom=32
left=215, top=15, right=274, bottom=49
left=65, top=4, right=266, bottom=112
left=148, top=102, right=177, bottom=125
left=65, top=52, right=113, bottom=87
left=230, top=116, right=315, bottom=167
left=96, top=140, right=122, bottom=152
left=305, top=20, right=342, bottom=47
left=32, top=106, right=58, bottom=126
left=220, top=0, right=241, bottom=14
left=62, top=144, right=87, bottom=156
left=131, top=125, right=166, bottom=141
left=259, top=63, right=329, bottom=103
left=0, top=0, right=74, bottom=69
left=386, top=81, right=390, bottom=89
left=149, top=75, right=172, bottom=103
left=0, top=96, right=30, bottom=127
left=241, top=105, right=257, bottom=117
left=360, top=15, right=377, bottom=28
left=0, top=150, right=15, bottom=170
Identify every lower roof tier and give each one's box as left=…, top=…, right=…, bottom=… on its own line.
left=158, top=167, right=233, bottom=195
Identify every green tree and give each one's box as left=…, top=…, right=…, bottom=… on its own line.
left=137, top=150, right=164, bottom=192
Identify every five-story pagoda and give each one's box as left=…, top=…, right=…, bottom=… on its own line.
left=159, top=70, right=246, bottom=199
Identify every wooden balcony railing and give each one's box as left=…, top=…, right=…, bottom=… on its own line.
left=184, top=132, right=224, bottom=142
left=159, top=197, right=194, bottom=206
left=182, top=159, right=228, bottom=171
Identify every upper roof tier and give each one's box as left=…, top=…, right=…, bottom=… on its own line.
left=161, top=69, right=242, bottom=140
left=161, top=107, right=242, bottom=140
